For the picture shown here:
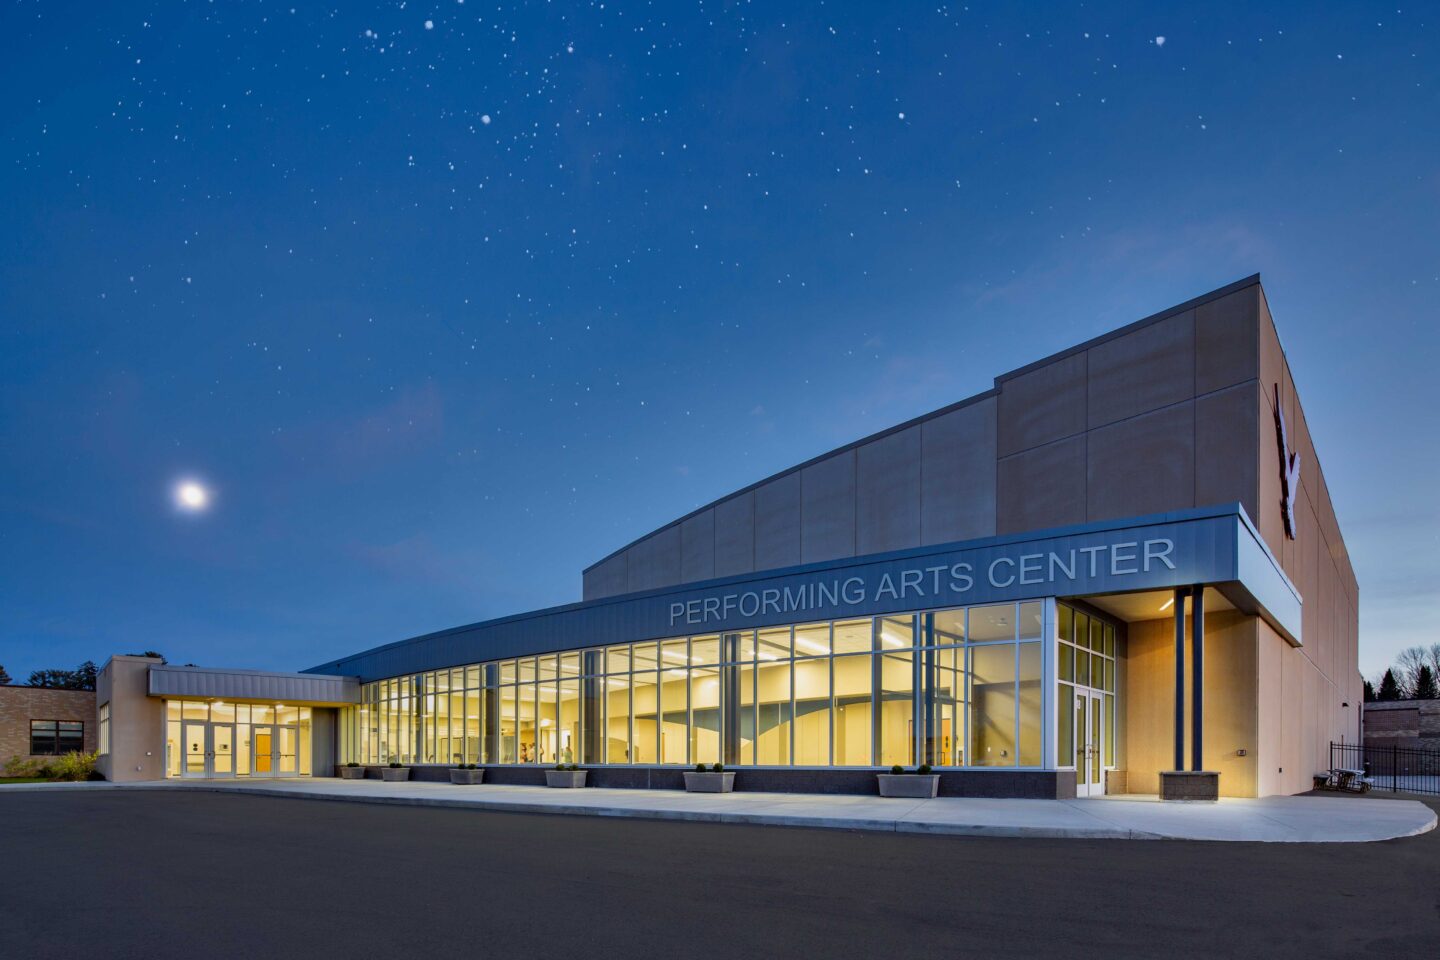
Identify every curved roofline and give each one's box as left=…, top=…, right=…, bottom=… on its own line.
left=583, top=273, right=1262, bottom=575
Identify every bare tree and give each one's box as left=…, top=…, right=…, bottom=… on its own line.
left=1428, top=643, right=1440, bottom=679
left=1395, top=647, right=1429, bottom=698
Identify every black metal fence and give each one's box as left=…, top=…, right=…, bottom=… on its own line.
left=1328, top=742, right=1440, bottom=796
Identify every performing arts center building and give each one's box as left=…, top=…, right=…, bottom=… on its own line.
left=95, top=275, right=1361, bottom=800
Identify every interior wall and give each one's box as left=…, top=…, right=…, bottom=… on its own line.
left=1122, top=608, right=1258, bottom=797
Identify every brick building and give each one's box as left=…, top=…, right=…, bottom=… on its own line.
left=0, top=685, right=98, bottom=766
left=1363, top=700, right=1440, bottom=752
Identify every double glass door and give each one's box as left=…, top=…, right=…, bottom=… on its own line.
left=181, top=722, right=235, bottom=778
left=174, top=720, right=299, bottom=779
left=1074, top=690, right=1104, bottom=798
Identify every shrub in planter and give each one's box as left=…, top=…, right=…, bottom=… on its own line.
left=545, top=764, right=587, bottom=788
left=877, top=765, right=940, bottom=798
left=380, top=762, right=410, bottom=782
left=684, top=762, right=736, bottom=794
left=450, top=763, right=485, bottom=785
left=339, top=762, right=366, bottom=780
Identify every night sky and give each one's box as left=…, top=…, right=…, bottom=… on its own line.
left=2, top=2, right=1436, bottom=682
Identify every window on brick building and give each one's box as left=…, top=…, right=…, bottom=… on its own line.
left=30, top=720, right=84, bottom=756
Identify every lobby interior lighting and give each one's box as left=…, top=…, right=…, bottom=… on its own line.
left=1159, top=597, right=1174, bottom=612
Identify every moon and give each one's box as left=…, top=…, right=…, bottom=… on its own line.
left=174, top=480, right=211, bottom=513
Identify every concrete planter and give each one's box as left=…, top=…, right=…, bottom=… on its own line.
left=1160, top=770, right=1219, bottom=801
left=545, top=769, right=588, bottom=788
left=380, top=767, right=411, bottom=782
left=338, top=766, right=366, bottom=780
left=877, top=773, right=940, bottom=798
left=449, top=768, right=486, bottom=785
left=683, top=771, right=736, bottom=793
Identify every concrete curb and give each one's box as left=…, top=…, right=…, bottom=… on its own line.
left=3, top=781, right=1430, bottom=842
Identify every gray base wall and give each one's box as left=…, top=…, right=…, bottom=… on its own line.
left=343, top=765, right=1076, bottom=799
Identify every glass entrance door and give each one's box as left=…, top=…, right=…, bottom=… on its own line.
left=1075, top=691, right=1104, bottom=798
left=211, top=724, right=235, bottom=777
left=182, top=722, right=209, bottom=778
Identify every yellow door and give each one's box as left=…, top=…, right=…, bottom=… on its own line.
left=254, top=728, right=273, bottom=775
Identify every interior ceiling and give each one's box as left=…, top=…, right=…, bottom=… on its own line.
left=1075, top=587, right=1233, bottom=624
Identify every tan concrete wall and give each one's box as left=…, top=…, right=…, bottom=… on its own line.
left=1251, top=289, right=1363, bottom=795
left=95, top=656, right=166, bottom=782
left=1121, top=609, right=1259, bottom=797
left=0, top=687, right=97, bottom=763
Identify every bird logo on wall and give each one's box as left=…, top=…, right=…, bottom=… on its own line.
left=1273, top=383, right=1301, bottom=540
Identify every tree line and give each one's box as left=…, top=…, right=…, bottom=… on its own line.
left=0, top=652, right=166, bottom=691
left=1366, top=644, right=1440, bottom=702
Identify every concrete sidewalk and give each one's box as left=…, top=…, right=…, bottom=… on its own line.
left=8, top=777, right=1432, bottom=842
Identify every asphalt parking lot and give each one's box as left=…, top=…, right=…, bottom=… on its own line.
left=2, top=790, right=1437, bottom=959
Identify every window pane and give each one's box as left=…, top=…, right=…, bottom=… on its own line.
left=931, top=608, right=966, bottom=646
left=793, top=622, right=830, bottom=657
left=689, top=666, right=721, bottom=765
left=57, top=722, right=84, bottom=753
left=559, top=652, right=581, bottom=679
left=1075, top=613, right=1091, bottom=650
left=1059, top=603, right=1074, bottom=644
left=969, top=604, right=1016, bottom=642
left=530, top=683, right=551, bottom=764
left=833, top=619, right=872, bottom=654
left=659, top=665, right=688, bottom=763
left=631, top=642, right=660, bottom=671
left=728, top=630, right=756, bottom=664
left=737, top=665, right=756, bottom=765
left=877, top=650, right=914, bottom=767
left=660, top=639, right=690, bottom=672
left=757, top=627, right=791, bottom=661
left=211, top=702, right=235, bottom=723
left=970, top=643, right=1017, bottom=766
left=1058, top=684, right=1075, bottom=766
left=876, top=615, right=913, bottom=652
left=1104, top=624, right=1117, bottom=658
left=924, top=646, right=964, bottom=766
left=1106, top=693, right=1116, bottom=764
left=518, top=658, right=537, bottom=684
left=500, top=687, right=518, bottom=762
left=465, top=690, right=481, bottom=764
left=499, top=660, right=517, bottom=684
left=1076, top=648, right=1092, bottom=687
left=632, top=672, right=660, bottom=763
left=1018, top=601, right=1043, bottom=641
left=558, top=678, right=580, bottom=764
left=606, top=673, right=632, bottom=762
left=183, top=701, right=208, bottom=722
left=834, top=655, right=872, bottom=765
left=1090, top=617, right=1103, bottom=652
left=690, top=635, right=720, bottom=666
left=434, top=688, right=450, bottom=762
left=1018, top=643, right=1042, bottom=766
left=792, top=657, right=831, bottom=764
left=536, top=655, right=558, bottom=683
left=166, top=721, right=181, bottom=775
left=755, top=658, right=791, bottom=765
left=606, top=644, right=631, bottom=674
left=1059, top=642, right=1074, bottom=682
left=30, top=721, right=57, bottom=755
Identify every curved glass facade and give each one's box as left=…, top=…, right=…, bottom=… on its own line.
left=341, top=600, right=1050, bottom=769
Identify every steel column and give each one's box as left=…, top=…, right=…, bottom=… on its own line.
left=1191, top=585, right=1205, bottom=771
left=1173, top=587, right=1188, bottom=771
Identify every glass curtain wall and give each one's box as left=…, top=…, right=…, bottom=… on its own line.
left=342, top=600, right=1049, bottom=770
